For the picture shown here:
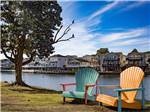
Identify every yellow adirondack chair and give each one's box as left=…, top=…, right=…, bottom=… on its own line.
left=96, top=66, right=144, bottom=112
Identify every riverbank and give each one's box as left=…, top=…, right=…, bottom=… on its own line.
left=1, top=82, right=150, bottom=112
left=1, top=69, right=150, bottom=75
left=1, top=69, right=75, bottom=75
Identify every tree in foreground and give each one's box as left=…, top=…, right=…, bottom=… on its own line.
left=1, top=1, right=74, bottom=86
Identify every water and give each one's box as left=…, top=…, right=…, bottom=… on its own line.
left=1, top=71, right=150, bottom=101
left=1, top=71, right=75, bottom=91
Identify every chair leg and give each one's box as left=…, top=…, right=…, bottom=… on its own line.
left=98, top=102, right=102, bottom=106
left=63, top=97, right=66, bottom=104
left=85, top=98, right=87, bottom=104
left=99, top=102, right=102, bottom=106
left=84, top=92, right=88, bottom=104
left=118, top=91, right=122, bottom=112
left=141, top=82, right=145, bottom=110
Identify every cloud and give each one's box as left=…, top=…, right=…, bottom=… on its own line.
left=98, top=36, right=150, bottom=55
left=118, top=1, right=147, bottom=13
left=86, top=17, right=102, bottom=28
left=95, top=26, right=150, bottom=55
left=100, top=28, right=147, bottom=43
left=88, top=1, right=119, bottom=21
left=110, top=38, right=149, bottom=47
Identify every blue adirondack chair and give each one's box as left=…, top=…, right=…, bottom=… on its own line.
left=61, top=68, right=99, bottom=104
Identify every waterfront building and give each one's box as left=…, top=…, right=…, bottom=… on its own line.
left=23, top=57, right=49, bottom=69
left=48, top=54, right=67, bottom=68
left=66, top=58, right=80, bottom=68
left=102, top=53, right=120, bottom=72
left=76, top=58, right=90, bottom=67
left=23, top=55, right=79, bottom=70
left=66, top=58, right=90, bottom=68
left=82, top=55, right=99, bottom=68
left=15, top=49, right=150, bottom=72
left=102, top=52, right=126, bottom=72
left=126, top=49, right=147, bottom=70
left=0, top=59, right=14, bottom=69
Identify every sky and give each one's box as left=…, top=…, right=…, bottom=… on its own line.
left=53, top=0, right=150, bottom=56
left=0, top=1, right=150, bottom=59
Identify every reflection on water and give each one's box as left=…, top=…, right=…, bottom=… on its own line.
left=1, top=71, right=150, bottom=101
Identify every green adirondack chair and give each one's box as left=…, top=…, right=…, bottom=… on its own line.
left=61, top=68, right=99, bottom=104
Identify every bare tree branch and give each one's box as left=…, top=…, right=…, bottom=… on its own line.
left=54, top=34, right=75, bottom=44
left=10, top=47, right=16, bottom=58
left=54, top=25, right=63, bottom=42
left=54, top=20, right=74, bottom=44
left=1, top=46, right=15, bottom=63
left=22, top=52, right=35, bottom=65
left=55, top=32, right=67, bottom=43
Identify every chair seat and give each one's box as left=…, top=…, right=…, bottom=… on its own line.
left=96, top=94, right=142, bottom=109
left=62, top=91, right=95, bottom=101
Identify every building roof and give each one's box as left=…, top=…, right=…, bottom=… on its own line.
left=111, top=52, right=123, bottom=56
left=51, top=54, right=65, bottom=57
left=128, top=49, right=141, bottom=56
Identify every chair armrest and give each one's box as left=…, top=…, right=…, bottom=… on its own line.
left=85, top=84, right=95, bottom=88
left=84, top=84, right=96, bottom=104
left=114, top=87, right=144, bottom=111
left=60, top=83, right=76, bottom=86
left=96, top=85, right=120, bottom=89
left=60, top=83, right=76, bottom=91
left=114, top=87, right=143, bottom=92
left=85, top=84, right=96, bottom=94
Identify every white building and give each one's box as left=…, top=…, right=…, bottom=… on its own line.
left=23, top=54, right=96, bottom=69
left=1, top=59, right=14, bottom=69
left=23, top=55, right=78, bottom=69
left=48, top=54, right=67, bottom=68
left=66, top=58, right=90, bottom=68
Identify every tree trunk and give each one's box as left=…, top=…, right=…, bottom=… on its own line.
left=15, top=57, right=24, bottom=85
left=14, top=37, right=27, bottom=86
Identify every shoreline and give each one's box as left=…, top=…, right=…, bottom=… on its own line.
left=1, top=69, right=75, bottom=75
left=1, top=69, right=150, bottom=75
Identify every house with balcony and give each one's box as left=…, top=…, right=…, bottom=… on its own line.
left=102, top=52, right=126, bottom=72
left=126, top=49, right=147, bottom=70
left=102, top=53, right=120, bottom=72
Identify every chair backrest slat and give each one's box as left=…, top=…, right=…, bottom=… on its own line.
left=120, top=66, right=144, bottom=102
left=75, top=68, right=99, bottom=94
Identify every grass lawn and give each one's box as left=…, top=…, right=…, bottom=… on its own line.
left=1, top=82, right=150, bottom=112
